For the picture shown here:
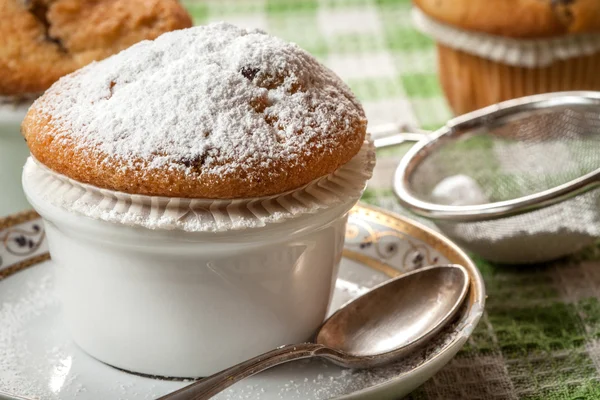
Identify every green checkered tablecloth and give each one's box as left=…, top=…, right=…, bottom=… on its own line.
left=183, top=1, right=600, bottom=399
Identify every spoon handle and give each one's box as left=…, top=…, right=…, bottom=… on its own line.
left=158, top=343, right=328, bottom=400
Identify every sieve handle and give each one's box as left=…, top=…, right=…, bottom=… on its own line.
left=370, top=123, right=432, bottom=149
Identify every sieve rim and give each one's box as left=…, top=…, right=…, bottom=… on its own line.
left=393, top=91, right=600, bottom=222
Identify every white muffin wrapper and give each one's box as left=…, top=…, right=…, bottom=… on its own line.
left=23, top=137, right=376, bottom=232
left=412, top=7, right=600, bottom=67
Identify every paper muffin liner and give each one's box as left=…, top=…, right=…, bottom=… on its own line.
left=436, top=43, right=600, bottom=114
left=412, top=7, right=600, bottom=68
left=23, top=137, right=376, bottom=232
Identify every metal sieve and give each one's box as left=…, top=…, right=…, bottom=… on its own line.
left=389, top=92, right=600, bottom=264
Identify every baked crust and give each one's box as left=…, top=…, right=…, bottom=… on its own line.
left=0, top=0, right=192, bottom=95
left=23, top=108, right=366, bottom=199
left=22, top=24, right=367, bottom=199
left=413, top=0, right=600, bottom=38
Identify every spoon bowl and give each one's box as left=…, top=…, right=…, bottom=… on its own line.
left=160, top=264, right=470, bottom=400
left=316, top=264, right=470, bottom=367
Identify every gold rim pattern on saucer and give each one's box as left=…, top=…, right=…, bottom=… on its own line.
left=343, top=204, right=484, bottom=308
left=0, top=209, right=39, bottom=230
left=0, top=210, right=48, bottom=280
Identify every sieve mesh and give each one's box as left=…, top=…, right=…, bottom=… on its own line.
left=404, top=102, right=600, bottom=263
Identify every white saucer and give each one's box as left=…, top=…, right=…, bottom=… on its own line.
left=0, top=205, right=485, bottom=400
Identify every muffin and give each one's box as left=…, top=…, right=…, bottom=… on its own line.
left=0, top=0, right=192, bottom=96
left=413, top=0, right=600, bottom=114
left=23, top=24, right=367, bottom=199
left=22, top=23, right=374, bottom=377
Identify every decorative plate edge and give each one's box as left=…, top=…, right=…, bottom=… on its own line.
left=0, top=209, right=49, bottom=280
left=0, top=209, right=39, bottom=230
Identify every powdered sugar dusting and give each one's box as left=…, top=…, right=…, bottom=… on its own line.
left=34, top=22, right=365, bottom=181
left=214, top=317, right=463, bottom=400
left=0, top=272, right=59, bottom=397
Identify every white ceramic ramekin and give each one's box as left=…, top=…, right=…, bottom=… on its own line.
left=22, top=141, right=375, bottom=377
left=0, top=101, right=33, bottom=215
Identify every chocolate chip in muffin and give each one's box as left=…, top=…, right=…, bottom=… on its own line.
left=181, top=153, right=208, bottom=170
left=550, top=0, right=577, bottom=27
left=23, top=0, right=67, bottom=52
left=240, top=66, right=260, bottom=81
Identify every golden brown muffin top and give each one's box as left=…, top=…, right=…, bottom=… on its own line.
left=413, top=0, right=600, bottom=38
left=0, top=0, right=192, bottom=95
left=23, top=23, right=367, bottom=199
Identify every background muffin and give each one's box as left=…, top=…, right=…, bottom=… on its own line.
left=413, top=0, right=600, bottom=114
left=0, top=0, right=192, bottom=96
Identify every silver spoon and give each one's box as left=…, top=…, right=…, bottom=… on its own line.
left=159, top=264, right=470, bottom=400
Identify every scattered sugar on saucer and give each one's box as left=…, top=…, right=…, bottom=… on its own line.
left=2, top=265, right=466, bottom=398
left=216, top=317, right=462, bottom=400
left=0, top=273, right=58, bottom=397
